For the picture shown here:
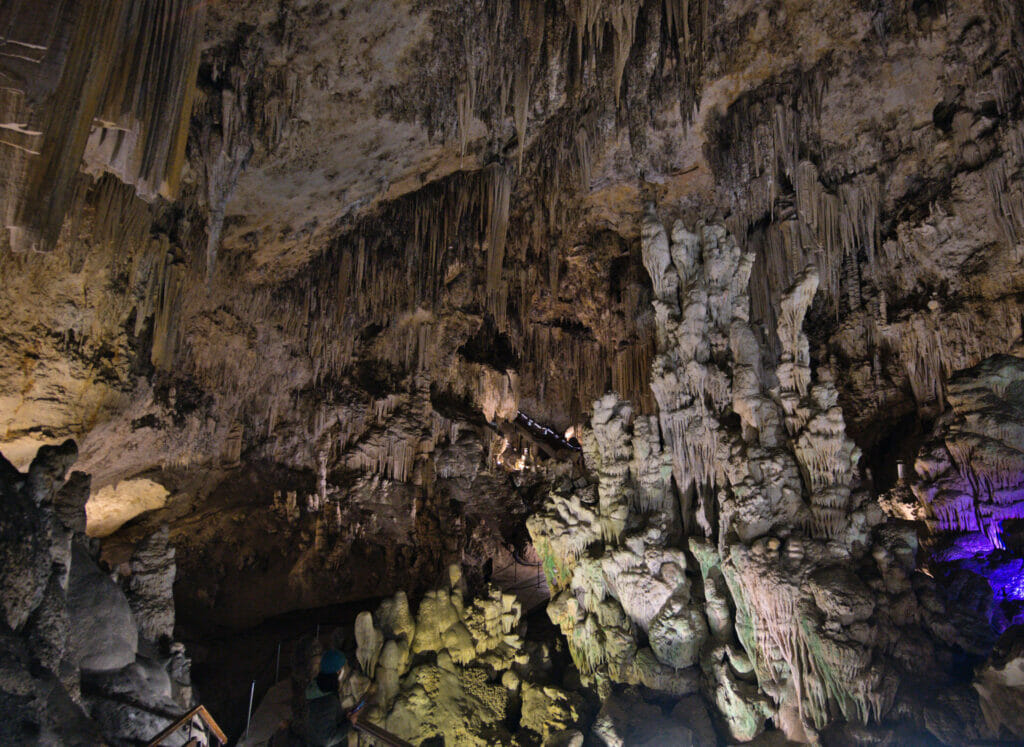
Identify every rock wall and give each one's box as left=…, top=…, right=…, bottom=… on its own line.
left=913, top=355, right=1024, bottom=551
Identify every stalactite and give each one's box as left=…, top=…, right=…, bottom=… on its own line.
left=710, top=71, right=890, bottom=338
left=87, top=0, right=204, bottom=199
left=642, top=216, right=753, bottom=523
left=8, top=2, right=125, bottom=252
left=885, top=304, right=1023, bottom=414
left=512, top=57, right=530, bottom=169
left=914, top=355, right=1024, bottom=549
left=985, top=160, right=1024, bottom=257
left=130, top=234, right=186, bottom=372
left=248, top=167, right=505, bottom=393
left=86, top=175, right=154, bottom=256
left=456, top=83, right=473, bottom=158
left=609, top=2, right=640, bottom=106
left=776, top=266, right=818, bottom=433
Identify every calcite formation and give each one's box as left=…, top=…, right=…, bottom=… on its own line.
left=530, top=216, right=995, bottom=743
left=352, top=565, right=585, bottom=746
left=124, top=524, right=177, bottom=642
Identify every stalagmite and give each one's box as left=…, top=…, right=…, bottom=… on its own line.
left=527, top=210, right=971, bottom=741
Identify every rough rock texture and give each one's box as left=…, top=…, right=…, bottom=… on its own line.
left=592, top=691, right=713, bottom=747
left=0, top=442, right=197, bottom=745
left=905, top=354, right=1024, bottom=638
left=0, top=1, right=201, bottom=253
left=3, top=0, right=1020, bottom=630
left=124, top=524, right=177, bottom=642
left=530, top=218, right=1000, bottom=743
left=348, top=567, right=587, bottom=746
left=528, top=393, right=703, bottom=697
left=895, top=353, right=1024, bottom=741
left=0, top=440, right=102, bottom=745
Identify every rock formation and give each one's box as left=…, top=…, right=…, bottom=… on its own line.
left=0, top=442, right=195, bottom=745
left=913, top=355, right=1024, bottom=551
left=349, top=566, right=587, bottom=746
left=898, top=353, right=1024, bottom=740
left=530, top=216, right=1001, bottom=743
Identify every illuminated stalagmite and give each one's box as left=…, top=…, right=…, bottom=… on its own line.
left=351, top=566, right=586, bottom=745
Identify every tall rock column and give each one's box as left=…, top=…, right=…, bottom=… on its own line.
left=641, top=213, right=751, bottom=535
left=529, top=395, right=704, bottom=698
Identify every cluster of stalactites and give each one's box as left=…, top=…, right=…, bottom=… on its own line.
left=2, top=0, right=204, bottom=253
left=641, top=208, right=863, bottom=541
left=719, top=536, right=895, bottom=736
left=912, top=354, right=1024, bottom=549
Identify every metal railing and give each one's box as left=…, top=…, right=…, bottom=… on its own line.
left=144, top=704, right=227, bottom=747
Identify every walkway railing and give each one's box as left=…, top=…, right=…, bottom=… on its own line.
left=144, top=704, right=227, bottom=747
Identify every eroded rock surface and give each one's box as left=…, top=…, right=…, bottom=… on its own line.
left=0, top=442, right=196, bottom=745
